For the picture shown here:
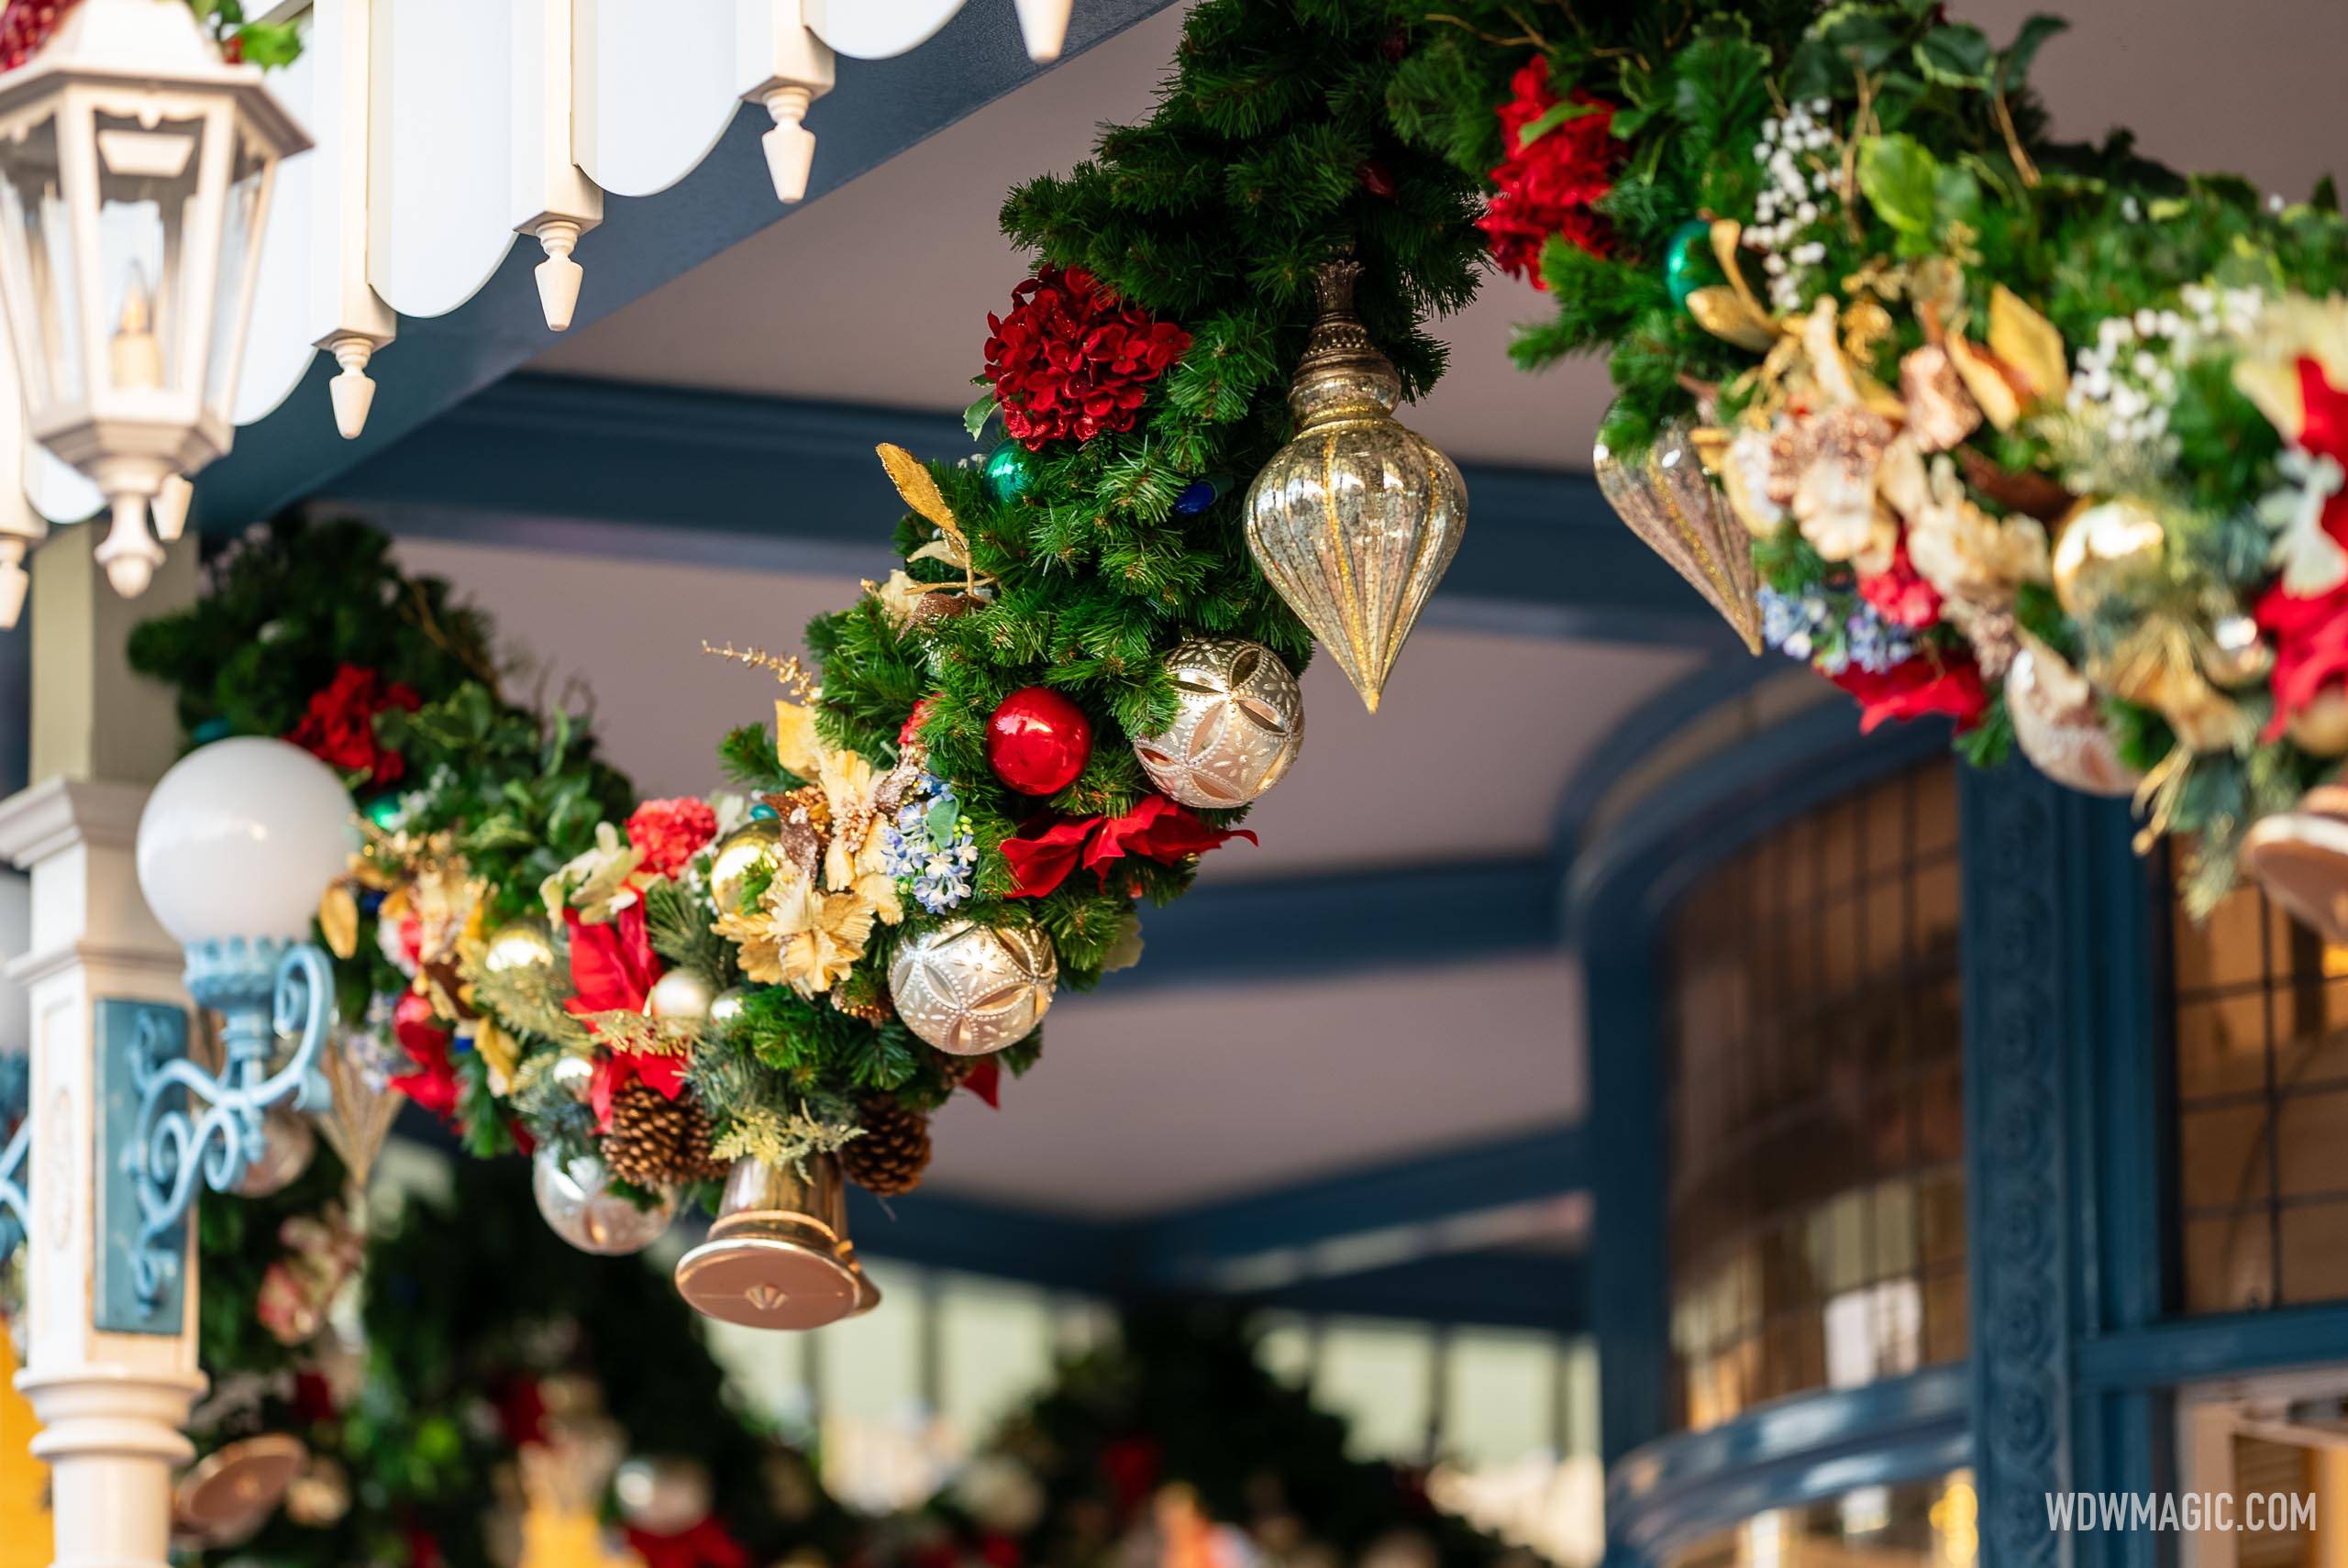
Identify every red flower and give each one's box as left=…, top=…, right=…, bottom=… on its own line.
left=564, top=905, right=686, bottom=1128
left=2254, top=357, right=2348, bottom=737
left=388, top=991, right=459, bottom=1121
left=625, top=1518, right=749, bottom=1568
left=626, top=797, right=719, bottom=878
left=983, top=264, right=1191, bottom=449
left=0, top=1, right=74, bottom=74
left=1856, top=545, right=1944, bottom=630
left=1479, top=58, right=1620, bottom=286
left=284, top=663, right=422, bottom=789
left=1829, top=655, right=1989, bottom=734
left=1001, top=795, right=1256, bottom=900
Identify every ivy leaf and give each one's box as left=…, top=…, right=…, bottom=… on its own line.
left=1516, top=97, right=1600, bottom=149
left=1857, top=133, right=1940, bottom=237
left=1913, top=24, right=1993, bottom=88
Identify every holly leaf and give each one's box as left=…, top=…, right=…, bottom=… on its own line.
left=1516, top=97, right=1600, bottom=149
left=963, top=392, right=996, bottom=442
left=1857, top=133, right=1940, bottom=237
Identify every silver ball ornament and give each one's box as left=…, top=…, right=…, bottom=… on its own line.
left=887, top=920, right=1057, bottom=1055
left=646, top=967, right=715, bottom=1022
left=707, top=986, right=750, bottom=1034
left=531, top=1145, right=675, bottom=1255
left=1131, top=637, right=1304, bottom=808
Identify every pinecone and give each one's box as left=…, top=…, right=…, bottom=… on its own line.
left=603, top=1083, right=727, bottom=1188
left=839, top=1099, right=931, bottom=1196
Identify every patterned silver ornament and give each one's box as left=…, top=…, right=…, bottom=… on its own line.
left=1244, top=259, right=1466, bottom=712
left=886, top=920, right=1057, bottom=1056
left=530, top=1145, right=675, bottom=1255
left=1130, top=637, right=1305, bottom=808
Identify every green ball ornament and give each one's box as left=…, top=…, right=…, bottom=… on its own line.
left=983, top=439, right=1034, bottom=503
left=362, top=793, right=406, bottom=830
left=1664, top=218, right=1721, bottom=311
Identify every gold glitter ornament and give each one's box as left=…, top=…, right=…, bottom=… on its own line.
left=1243, top=259, right=1466, bottom=712
left=1597, top=411, right=1765, bottom=655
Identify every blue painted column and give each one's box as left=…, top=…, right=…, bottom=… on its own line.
left=1580, top=911, right=1669, bottom=1466
left=1960, top=763, right=2160, bottom=1568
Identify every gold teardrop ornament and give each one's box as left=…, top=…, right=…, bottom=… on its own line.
left=1593, top=410, right=1765, bottom=655
left=1243, top=259, right=1467, bottom=712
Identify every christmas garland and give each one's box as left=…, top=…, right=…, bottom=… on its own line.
left=0, top=0, right=302, bottom=72
left=183, top=1157, right=854, bottom=1568
left=877, top=1304, right=1516, bottom=1568
left=1384, top=0, right=2348, bottom=917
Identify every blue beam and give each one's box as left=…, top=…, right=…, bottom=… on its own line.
left=194, top=0, right=1183, bottom=529
left=1249, top=1249, right=1586, bottom=1333
left=846, top=1184, right=1120, bottom=1293
left=320, top=373, right=1741, bottom=648
left=1128, top=1123, right=1589, bottom=1287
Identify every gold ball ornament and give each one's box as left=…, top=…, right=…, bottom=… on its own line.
left=2051, top=499, right=2166, bottom=622
left=1131, top=637, right=1305, bottom=808
left=887, top=920, right=1057, bottom=1055
left=2206, top=613, right=2275, bottom=688
left=2291, top=690, right=2348, bottom=757
left=283, top=1457, right=351, bottom=1529
left=709, top=819, right=783, bottom=915
left=646, top=967, right=715, bottom=1022
left=707, top=985, right=751, bottom=1034
left=531, top=1145, right=675, bottom=1255
left=482, top=921, right=557, bottom=977
left=2006, top=637, right=2141, bottom=799
left=1244, top=259, right=1466, bottom=712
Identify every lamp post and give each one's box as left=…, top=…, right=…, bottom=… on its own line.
left=0, top=0, right=308, bottom=598
left=1, top=734, right=349, bottom=1568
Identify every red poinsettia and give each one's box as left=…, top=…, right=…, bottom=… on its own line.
left=285, top=663, right=422, bottom=788
left=2255, top=358, right=2348, bottom=737
left=1479, top=57, right=1620, bottom=287
left=983, top=264, right=1191, bottom=449
left=563, top=904, right=687, bottom=1128
left=1829, top=655, right=1989, bottom=734
left=1001, top=794, right=1256, bottom=900
left=1856, top=543, right=1944, bottom=630
left=626, top=797, right=719, bottom=878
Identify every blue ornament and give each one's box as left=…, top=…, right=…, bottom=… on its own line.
left=362, top=792, right=405, bottom=829
left=191, top=717, right=234, bottom=745
left=1174, top=477, right=1226, bottom=515
left=983, top=439, right=1035, bottom=502
left=749, top=801, right=780, bottom=822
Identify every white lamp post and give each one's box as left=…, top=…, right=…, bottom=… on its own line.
left=0, top=0, right=308, bottom=598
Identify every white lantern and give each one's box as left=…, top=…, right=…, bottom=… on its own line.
left=0, top=0, right=308, bottom=597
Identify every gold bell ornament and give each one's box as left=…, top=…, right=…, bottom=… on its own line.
left=1244, top=258, right=1467, bottom=712
left=171, top=1435, right=308, bottom=1551
left=674, top=1153, right=863, bottom=1330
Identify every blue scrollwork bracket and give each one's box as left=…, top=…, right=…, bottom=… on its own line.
left=94, top=937, right=333, bottom=1334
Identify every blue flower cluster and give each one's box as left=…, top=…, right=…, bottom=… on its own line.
left=882, top=773, right=980, bottom=914
left=1757, top=584, right=1916, bottom=676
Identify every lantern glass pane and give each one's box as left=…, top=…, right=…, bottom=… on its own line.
left=204, top=125, right=266, bottom=417
left=0, top=109, right=83, bottom=408
left=92, top=108, right=206, bottom=401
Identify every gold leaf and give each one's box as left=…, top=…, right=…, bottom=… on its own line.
left=1987, top=285, right=2068, bottom=405
left=774, top=700, right=824, bottom=779
left=877, top=444, right=964, bottom=544
left=1946, top=335, right=2027, bottom=432
left=1687, top=286, right=1778, bottom=352
left=319, top=884, right=359, bottom=960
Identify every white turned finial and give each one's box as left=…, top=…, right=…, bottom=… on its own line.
left=1013, top=0, right=1072, bottom=61
left=327, top=335, right=377, bottom=439
left=0, top=538, right=26, bottom=630
left=761, top=85, right=817, bottom=204
left=533, top=219, right=585, bottom=332
left=94, top=494, right=162, bottom=598
left=150, top=475, right=193, bottom=543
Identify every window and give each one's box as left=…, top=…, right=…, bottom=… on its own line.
left=1665, top=762, right=1967, bottom=1430
left=2172, top=880, right=2348, bottom=1314
left=1664, top=1473, right=1977, bottom=1568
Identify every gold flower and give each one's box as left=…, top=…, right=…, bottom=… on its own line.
left=539, top=820, right=648, bottom=925
left=714, top=862, right=877, bottom=997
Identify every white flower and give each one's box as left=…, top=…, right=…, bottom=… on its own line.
left=2263, top=447, right=2348, bottom=597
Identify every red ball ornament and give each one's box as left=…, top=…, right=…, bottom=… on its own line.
left=986, top=688, right=1092, bottom=795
